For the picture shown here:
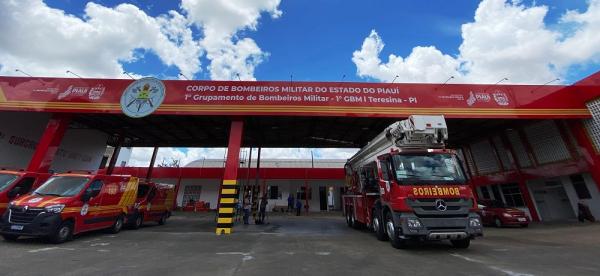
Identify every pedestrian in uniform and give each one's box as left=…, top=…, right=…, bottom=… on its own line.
left=287, top=194, right=295, bottom=213
left=243, top=196, right=251, bottom=225
left=295, top=199, right=302, bottom=216
left=258, top=196, right=268, bottom=224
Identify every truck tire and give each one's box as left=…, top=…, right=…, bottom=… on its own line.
left=494, top=217, right=503, bottom=228
left=373, top=211, right=388, bottom=241
left=451, top=238, right=471, bottom=249
left=385, top=212, right=407, bottom=249
left=2, top=234, right=20, bottom=242
left=49, top=221, right=73, bottom=244
left=108, top=215, right=124, bottom=234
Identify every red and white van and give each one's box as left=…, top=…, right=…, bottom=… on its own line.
left=127, top=181, right=175, bottom=229
left=0, top=169, right=52, bottom=215
left=0, top=172, right=139, bottom=243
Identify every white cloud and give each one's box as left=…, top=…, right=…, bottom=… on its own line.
left=181, top=0, right=282, bottom=80
left=0, top=0, right=202, bottom=78
left=352, top=0, right=600, bottom=84
left=127, top=147, right=358, bottom=167
left=0, top=0, right=280, bottom=81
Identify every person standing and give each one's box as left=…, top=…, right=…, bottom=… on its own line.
left=287, top=194, right=295, bottom=213
left=295, top=199, right=302, bottom=216
left=242, top=196, right=251, bottom=225
left=258, top=196, right=268, bottom=224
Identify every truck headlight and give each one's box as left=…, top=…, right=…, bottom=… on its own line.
left=469, top=217, right=481, bottom=227
left=502, top=212, right=512, bottom=218
left=45, top=204, right=65, bottom=213
left=407, top=218, right=422, bottom=229
left=8, top=201, right=16, bottom=208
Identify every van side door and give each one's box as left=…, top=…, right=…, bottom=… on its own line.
left=81, top=180, right=104, bottom=231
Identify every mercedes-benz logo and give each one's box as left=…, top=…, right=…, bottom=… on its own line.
left=435, top=199, right=447, bottom=211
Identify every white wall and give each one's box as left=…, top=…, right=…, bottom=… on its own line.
left=0, top=111, right=108, bottom=172
left=165, top=177, right=345, bottom=212
left=0, top=111, right=50, bottom=167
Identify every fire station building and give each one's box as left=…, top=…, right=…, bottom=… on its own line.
left=2, top=72, right=600, bottom=227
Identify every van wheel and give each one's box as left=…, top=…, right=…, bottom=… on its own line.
left=109, top=215, right=124, bottom=234
left=158, top=213, right=167, bottom=225
left=131, top=214, right=143, bottom=230
left=494, top=218, right=503, bottom=228
left=49, top=222, right=73, bottom=244
left=385, top=212, right=407, bottom=249
left=451, top=238, right=471, bottom=249
left=2, top=234, right=20, bottom=242
left=373, top=211, right=388, bottom=241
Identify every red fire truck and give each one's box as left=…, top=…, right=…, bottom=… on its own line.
left=343, top=115, right=482, bottom=249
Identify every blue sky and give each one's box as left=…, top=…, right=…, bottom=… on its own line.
left=38, top=0, right=598, bottom=83
left=2, top=0, right=600, bottom=165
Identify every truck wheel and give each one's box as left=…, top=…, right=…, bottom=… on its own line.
left=520, top=224, right=529, bottom=228
left=158, top=212, right=167, bottom=225
left=108, top=215, right=124, bottom=234
left=373, top=211, right=388, bottom=241
left=451, top=238, right=471, bottom=249
left=2, top=234, right=20, bottom=242
left=131, top=214, right=143, bottom=230
left=49, top=221, right=73, bottom=244
left=385, top=212, right=407, bottom=249
left=494, top=218, right=503, bottom=228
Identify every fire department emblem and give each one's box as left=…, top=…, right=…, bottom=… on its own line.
left=120, top=77, right=166, bottom=118
left=81, top=204, right=89, bottom=216
left=147, top=203, right=152, bottom=211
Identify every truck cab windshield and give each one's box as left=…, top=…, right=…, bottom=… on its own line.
left=137, top=184, right=150, bottom=198
left=34, top=176, right=90, bottom=197
left=392, top=153, right=466, bottom=184
left=0, top=173, right=19, bottom=192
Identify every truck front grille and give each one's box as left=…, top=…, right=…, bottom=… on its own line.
left=9, top=207, right=44, bottom=224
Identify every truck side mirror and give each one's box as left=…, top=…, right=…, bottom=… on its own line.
left=7, top=187, right=22, bottom=199
left=81, top=190, right=93, bottom=203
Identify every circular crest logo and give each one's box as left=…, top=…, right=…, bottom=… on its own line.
left=147, top=202, right=152, bottom=211
left=120, top=77, right=166, bottom=118
left=81, top=203, right=89, bottom=216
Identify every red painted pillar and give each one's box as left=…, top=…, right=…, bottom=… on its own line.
left=570, top=120, right=600, bottom=191
left=216, top=120, right=244, bottom=235
left=27, top=114, right=71, bottom=173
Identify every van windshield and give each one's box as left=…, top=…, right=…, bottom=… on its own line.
left=392, top=153, right=466, bottom=184
left=34, top=176, right=90, bottom=197
left=0, top=173, right=19, bottom=192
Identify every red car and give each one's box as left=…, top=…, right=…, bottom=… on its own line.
left=477, top=199, right=530, bottom=227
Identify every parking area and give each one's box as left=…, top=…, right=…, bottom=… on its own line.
left=1, top=212, right=600, bottom=276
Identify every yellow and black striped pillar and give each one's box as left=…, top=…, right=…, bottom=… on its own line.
left=216, top=179, right=237, bottom=235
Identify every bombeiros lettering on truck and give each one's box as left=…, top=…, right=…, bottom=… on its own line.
left=342, top=115, right=483, bottom=249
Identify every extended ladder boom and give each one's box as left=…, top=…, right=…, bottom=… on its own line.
left=347, top=115, right=448, bottom=169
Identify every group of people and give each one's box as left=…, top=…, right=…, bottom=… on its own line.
left=240, top=193, right=305, bottom=225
